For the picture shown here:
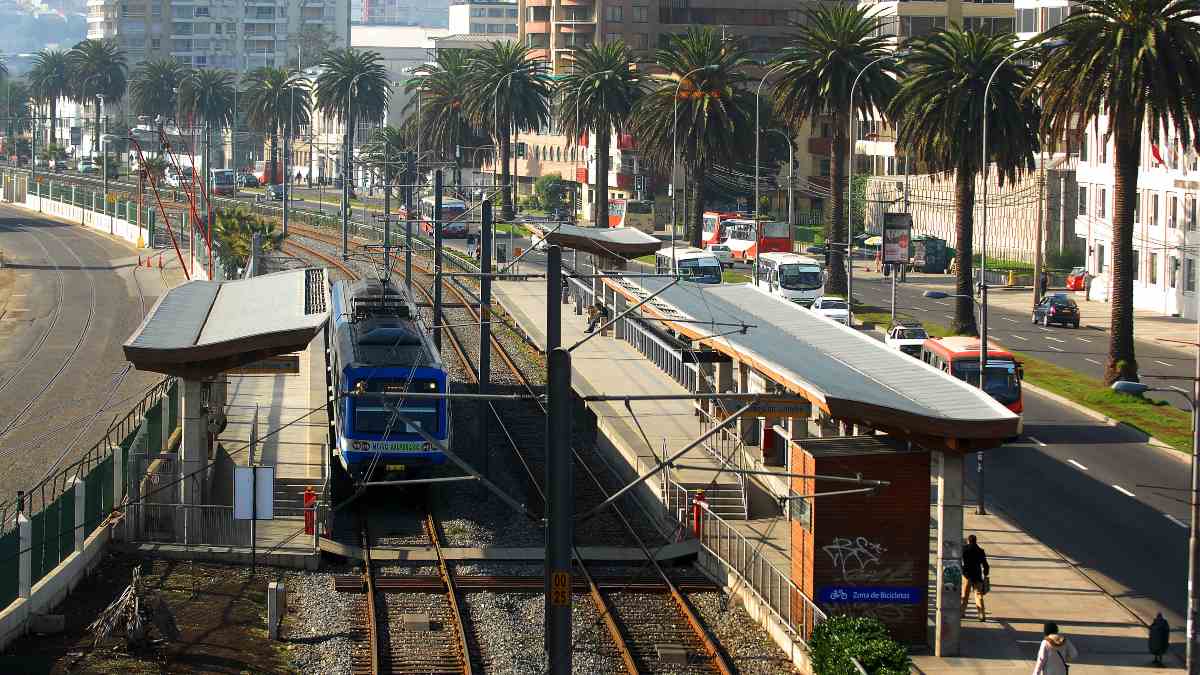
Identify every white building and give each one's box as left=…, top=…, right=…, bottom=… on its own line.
left=359, top=0, right=449, bottom=26
left=447, top=0, right=516, bottom=37
left=86, top=0, right=348, bottom=71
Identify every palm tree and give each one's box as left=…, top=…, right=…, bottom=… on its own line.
left=130, top=58, right=189, bottom=121
left=244, top=67, right=311, bottom=186
left=28, top=50, right=71, bottom=145
left=557, top=41, right=641, bottom=227
left=213, top=205, right=280, bottom=271
left=771, top=5, right=899, bottom=296
left=179, top=68, right=235, bottom=203
left=68, top=39, right=127, bottom=154
left=2, top=79, right=34, bottom=142
left=629, top=27, right=756, bottom=247
left=314, top=48, right=390, bottom=195
left=405, top=49, right=487, bottom=168
left=360, top=126, right=407, bottom=207
left=1031, top=0, right=1200, bottom=384
left=890, top=28, right=1041, bottom=335
left=463, top=41, right=553, bottom=220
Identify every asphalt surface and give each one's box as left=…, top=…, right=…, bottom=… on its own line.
left=0, top=203, right=160, bottom=509
left=853, top=274, right=1197, bottom=408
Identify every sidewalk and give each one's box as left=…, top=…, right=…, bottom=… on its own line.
left=853, top=264, right=1198, bottom=357
left=914, top=491, right=1181, bottom=673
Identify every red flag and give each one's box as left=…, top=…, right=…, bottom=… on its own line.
left=1151, top=144, right=1166, bottom=166
left=579, top=131, right=588, bottom=147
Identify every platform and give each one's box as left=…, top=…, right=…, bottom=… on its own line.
left=494, top=277, right=791, bottom=571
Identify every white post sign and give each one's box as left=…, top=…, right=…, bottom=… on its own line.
left=234, top=465, right=274, bottom=520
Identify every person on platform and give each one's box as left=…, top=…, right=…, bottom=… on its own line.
left=961, top=534, right=990, bottom=621
left=584, top=303, right=608, bottom=334
left=1033, top=622, right=1078, bottom=675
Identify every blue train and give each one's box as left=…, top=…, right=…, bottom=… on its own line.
left=329, top=278, right=449, bottom=480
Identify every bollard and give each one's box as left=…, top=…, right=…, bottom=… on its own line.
left=267, top=581, right=285, bottom=639
left=692, top=490, right=706, bottom=538
left=303, top=487, right=316, bottom=535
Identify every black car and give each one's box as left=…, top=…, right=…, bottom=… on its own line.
left=238, top=173, right=259, bottom=187
left=1032, top=293, right=1080, bottom=328
left=265, top=183, right=285, bottom=200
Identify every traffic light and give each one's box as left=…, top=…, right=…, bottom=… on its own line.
left=634, top=175, right=645, bottom=192
left=455, top=144, right=461, bottom=161
left=516, top=142, right=526, bottom=159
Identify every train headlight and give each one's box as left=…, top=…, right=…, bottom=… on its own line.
left=428, top=381, right=438, bottom=391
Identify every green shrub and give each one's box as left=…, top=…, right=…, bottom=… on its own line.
left=808, top=615, right=911, bottom=675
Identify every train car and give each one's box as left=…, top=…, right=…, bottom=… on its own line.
left=329, top=278, right=450, bottom=480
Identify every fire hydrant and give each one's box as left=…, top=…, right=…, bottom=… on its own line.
left=303, top=486, right=317, bottom=535
left=692, top=490, right=707, bottom=538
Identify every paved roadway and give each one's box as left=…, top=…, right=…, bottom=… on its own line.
left=853, top=274, right=1196, bottom=407
left=0, top=203, right=160, bottom=507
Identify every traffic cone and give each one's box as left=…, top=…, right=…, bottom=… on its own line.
left=157, top=254, right=163, bottom=269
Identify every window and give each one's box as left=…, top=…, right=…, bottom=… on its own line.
left=606, top=32, right=621, bottom=43
left=632, top=5, right=647, bottom=22
left=1017, top=7, right=1037, bottom=32
left=470, top=7, right=486, bottom=16
left=173, top=22, right=192, bottom=34
left=1134, top=191, right=1141, bottom=223
left=1079, top=132, right=1088, bottom=162
left=900, top=16, right=946, bottom=38
left=1150, top=192, right=1159, bottom=225
left=487, top=23, right=504, bottom=33
left=1187, top=195, right=1198, bottom=231
left=1169, top=194, right=1179, bottom=228
left=471, top=22, right=487, bottom=32
left=1098, top=243, right=1107, bottom=273
left=964, top=16, right=1015, bottom=34
left=214, top=23, right=222, bottom=33
left=1171, top=256, right=1180, bottom=288
left=1189, top=258, right=1197, bottom=292
left=526, top=33, right=549, bottom=48
left=150, top=37, right=160, bottom=48
left=605, top=5, right=622, bottom=21
left=151, top=3, right=160, bottom=16
left=1132, top=250, right=1140, bottom=281
left=1078, top=186, right=1088, bottom=216
left=194, top=6, right=208, bottom=17
left=506, top=23, right=517, bottom=33
left=173, top=5, right=190, bottom=17
left=632, top=32, right=647, bottom=49
left=506, top=8, right=517, bottom=17
left=1150, top=252, right=1159, bottom=284
left=819, top=158, right=831, bottom=176
left=1098, top=187, right=1107, bottom=219
left=1045, top=6, right=1067, bottom=28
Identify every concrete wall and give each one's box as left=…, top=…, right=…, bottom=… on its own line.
left=23, top=192, right=150, bottom=251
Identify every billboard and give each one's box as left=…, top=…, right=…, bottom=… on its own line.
left=883, top=212, right=912, bottom=264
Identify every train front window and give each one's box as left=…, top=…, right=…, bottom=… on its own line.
left=352, top=379, right=441, bottom=435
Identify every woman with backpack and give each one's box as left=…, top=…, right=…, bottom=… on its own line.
left=1033, top=622, right=1078, bottom=674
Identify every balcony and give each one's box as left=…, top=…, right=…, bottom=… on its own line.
left=616, top=133, right=635, bottom=151
left=808, top=137, right=832, bottom=155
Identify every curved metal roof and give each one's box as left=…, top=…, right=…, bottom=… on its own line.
left=605, top=276, right=1020, bottom=448
left=124, top=268, right=330, bottom=379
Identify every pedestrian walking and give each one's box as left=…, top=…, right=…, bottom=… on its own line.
left=1148, top=612, right=1169, bottom=666
left=1033, top=622, right=1078, bottom=675
left=1039, top=271, right=1049, bottom=299
left=584, top=303, right=608, bottom=334
left=961, top=534, right=990, bottom=621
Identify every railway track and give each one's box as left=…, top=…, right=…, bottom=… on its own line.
left=288, top=223, right=735, bottom=674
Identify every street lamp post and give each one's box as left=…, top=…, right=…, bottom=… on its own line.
left=575, top=69, right=613, bottom=226
left=1113, top=373, right=1200, bottom=674
left=848, top=52, right=905, bottom=324
left=342, top=72, right=369, bottom=259
left=755, top=62, right=789, bottom=286
left=672, top=65, right=717, bottom=271
left=97, top=93, right=109, bottom=234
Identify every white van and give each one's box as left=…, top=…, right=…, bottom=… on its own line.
left=655, top=246, right=723, bottom=284
left=755, top=252, right=824, bottom=306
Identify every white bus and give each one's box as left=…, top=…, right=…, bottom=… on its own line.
left=655, top=246, right=723, bottom=284
left=755, top=252, right=824, bottom=306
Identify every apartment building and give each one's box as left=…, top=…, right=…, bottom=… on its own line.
left=449, top=0, right=517, bottom=36
left=87, top=0, right=348, bottom=71
left=360, top=0, right=450, bottom=27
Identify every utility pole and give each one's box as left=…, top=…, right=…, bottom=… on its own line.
left=544, top=246, right=570, bottom=675
left=433, top=170, right=444, bottom=351
left=405, top=151, right=415, bottom=292
left=341, top=128, right=349, bottom=259
left=478, top=201, right=493, bottom=488
left=1033, top=146, right=1046, bottom=311
left=1189, top=325, right=1200, bottom=675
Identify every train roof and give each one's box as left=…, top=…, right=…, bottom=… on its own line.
left=331, top=279, right=440, bottom=371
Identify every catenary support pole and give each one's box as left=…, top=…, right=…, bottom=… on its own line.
left=977, top=281, right=989, bottom=516
left=1188, top=318, right=1200, bottom=674
left=405, top=152, right=414, bottom=291
left=341, top=130, right=349, bottom=259
left=547, top=245, right=561, bottom=351
left=434, top=170, right=444, bottom=352
left=544, top=347, right=573, bottom=675
left=478, top=201, right=493, bottom=488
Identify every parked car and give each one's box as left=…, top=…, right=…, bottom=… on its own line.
left=809, top=296, right=850, bottom=325
left=237, top=172, right=260, bottom=188
left=805, top=244, right=826, bottom=256
left=77, top=159, right=98, bottom=174
left=1032, top=293, right=1080, bottom=328
left=1066, top=266, right=1088, bottom=291
left=885, top=321, right=929, bottom=357
left=265, top=183, right=285, bottom=200
left=705, top=244, right=734, bottom=268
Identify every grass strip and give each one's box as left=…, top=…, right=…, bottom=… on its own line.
left=852, top=303, right=1191, bottom=453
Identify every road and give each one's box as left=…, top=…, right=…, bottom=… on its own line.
left=0, top=203, right=161, bottom=508
left=853, top=273, right=1197, bottom=408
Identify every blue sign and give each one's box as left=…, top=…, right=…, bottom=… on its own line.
left=819, top=586, right=924, bottom=605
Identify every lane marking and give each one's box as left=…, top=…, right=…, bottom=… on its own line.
left=1077, top=337, right=1091, bottom=343
left=1027, top=436, right=1047, bottom=447
left=1085, top=358, right=1102, bottom=365
left=1067, top=459, right=1088, bottom=471
left=1048, top=346, right=1064, bottom=352
left=1166, top=514, right=1188, bottom=529
left=1010, top=334, right=1028, bottom=341
left=1037, top=326, right=1051, bottom=332
left=10, top=294, right=25, bottom=297
left=1113, top=484, right=1136, bottom=497
left=1000, top=317, right=1018, bottom=323
left=1046, top=337, right=1066, bottom=343
left=1156, top=360, right=1174, bottom=367
left=943, top=314, right=955, bottom=320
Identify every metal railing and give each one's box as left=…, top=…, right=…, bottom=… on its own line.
left=125, top=503, right=251, bottom=547
left=693, top=502, right=826, bottom=643
left=618, top=314, right=698, bottom=393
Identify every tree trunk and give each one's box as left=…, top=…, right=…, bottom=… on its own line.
left=499, top=122, right=513, bottom=221
left=270, top=125, right=279, bottom=185
left=827, top=124, right=848, bottom=296
left=689, top=164, right=706, bottom=248
left=953, top=168, right=978, bottom=336
left=1105, top=110, right=1140, bottom=384
left=49, top=98, right=56, bottom=145
left=346, top=117, right=356, bottom=190
left=595, top=129, right=610, bottom=227
left=93, top=104, right=101, bottom=155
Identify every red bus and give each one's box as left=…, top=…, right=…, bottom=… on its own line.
left=719, top=218, right=791, bottom=263
left=920, top=336, right=1024, bottom=417
left=402, top=196, right=469, bottom=238
left=700, top=211, right=744, bottom=248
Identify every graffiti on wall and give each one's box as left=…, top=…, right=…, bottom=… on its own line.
left=823, top=536, right=886, bottom=582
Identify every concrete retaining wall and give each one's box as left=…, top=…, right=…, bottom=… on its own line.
left=23, top=193, right=149, bottom=251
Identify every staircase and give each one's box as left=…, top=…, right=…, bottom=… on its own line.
left=679, top=482, right=748, bottom=520
left=273, top=476, right=323, bottom=515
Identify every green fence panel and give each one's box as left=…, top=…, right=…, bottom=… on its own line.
left=0, top=530, right=17, bottom=608
left=167, top=382, right=179, bottom=431
left=84, top=462, right=104, bottom=531
left=56, top=490, right=74, bottom=568
left=99, top=455, right=114, bottom=514
left=146, top=401, right=162, bottom=455
left=29, top=502, right=55, bottom=584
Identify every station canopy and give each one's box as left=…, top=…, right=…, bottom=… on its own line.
left=124, top=268, right=330, bottom=379
left=528, top=222, right=661, bottom=259
left=606, top=276, right=1020, bottom=449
